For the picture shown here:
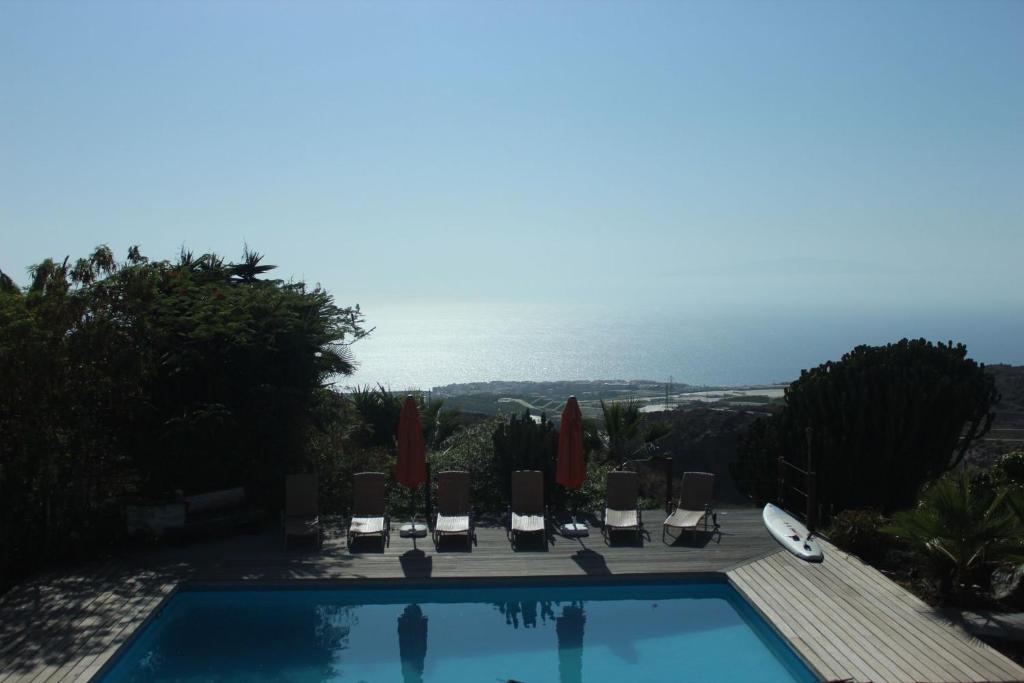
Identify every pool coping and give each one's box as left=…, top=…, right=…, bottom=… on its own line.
left=89, top=570, right=825, bottom=682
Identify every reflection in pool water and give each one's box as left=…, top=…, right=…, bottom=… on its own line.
left=98, top=581, right=818, bottom=683
left=398, top=604, right=427, bottom=683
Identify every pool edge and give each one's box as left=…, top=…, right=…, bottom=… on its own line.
left=89, top=570, right=823, bottom=682
left=726, top=573, right=827, bottom=683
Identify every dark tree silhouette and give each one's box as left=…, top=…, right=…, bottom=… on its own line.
left=0, top=245, right=368, bottom=587
left=732, top=339, right=999, bottom=514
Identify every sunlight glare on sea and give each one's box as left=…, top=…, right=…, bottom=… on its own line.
left=343, top=301, right=1024, bottom=390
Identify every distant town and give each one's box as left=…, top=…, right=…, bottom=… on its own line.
left=430, top=379, right=786, bottom=419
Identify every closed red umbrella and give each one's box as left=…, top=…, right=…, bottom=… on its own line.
left=397, top=396, right=427, bottom=488
left=397, top=396, right=428, bottom=540
left=557, top=396, right=586, bottom=490
left=557, top=396, right=588, bottom=536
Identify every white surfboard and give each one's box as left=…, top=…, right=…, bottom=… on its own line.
left=763, top=503, right=823, bottom=562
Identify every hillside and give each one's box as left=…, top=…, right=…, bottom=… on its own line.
left=434, top=379, right=785, bottom=419
left=970, top=364, right=1024, bottom=463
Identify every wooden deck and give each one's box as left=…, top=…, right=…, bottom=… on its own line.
left=732, top=542, right=1024, bottom=683
left=1, top=508, right=1021, bottom=682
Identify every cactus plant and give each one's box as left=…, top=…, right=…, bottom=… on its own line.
left=733, top=339, right=999, bottom=515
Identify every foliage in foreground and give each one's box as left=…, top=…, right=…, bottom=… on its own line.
left=884, top=469, right=1024, bottom=598
left=0, top=246, right=367, bottom=586
left=826, top=509, right=896, bottom=566
left=732, top=339, right=999, bottom=515
left=429, top=415, right=613, bottom=519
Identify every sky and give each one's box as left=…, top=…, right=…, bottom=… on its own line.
left=2, top=0, right=1022, bottom=324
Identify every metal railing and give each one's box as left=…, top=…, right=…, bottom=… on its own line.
left=777, top=428, right=819, bottom=533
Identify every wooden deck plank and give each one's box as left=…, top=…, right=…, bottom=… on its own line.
left=60, top=586, right=179, bottom=683
left=47, top=577, right=179, bottom=683
left=811, top=551, right=998, bottom=681
left=775, top=550, right=1003, bottom=683
left=728, top=565, right=847, bottom=682
left=0, top=562, right=129, bottom=683
left=0, top=560, right=121, bottom=672
left=750, top=558, right=902, bottom=682
left=26, top=568, right=162, bottom=683
left=730, top=541, right=1024, bottom=683
left=822, top=546, right=1021, bottom=681
left=739, top=560, right=886, bottom=682
left=762, top=552, right=966, bottom=683
left=756, top=554, right=928, bottom=683
left=762, top=551, right=959, bottom=681
left=818, top=547, right=1009, bottom=680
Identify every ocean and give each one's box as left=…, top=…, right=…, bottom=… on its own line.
left=343, top=301, right=1024, bottom=391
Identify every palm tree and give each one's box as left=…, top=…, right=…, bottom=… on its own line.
left=884, top=468, right=1024, bottom=597
left=599, top=398, right=673, bottom=466
left=418, top=396, right=462, bottom=449
left=348, top=384, right=403, bottom=449
left=600, top=398, right=641, bottom=465
left=230, top=247, right=276, bottom=283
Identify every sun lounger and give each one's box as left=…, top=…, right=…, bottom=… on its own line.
left=348, top=471, right=390, bottom=548
left=663, top=471, right=717, bottom=542
left=433, top=470, right=473, bottom=549
left=508, top=470, right=547, bottom=547
left=284, top=473, right=321, bottom=549
left=603, top=470, right=642, bottom=542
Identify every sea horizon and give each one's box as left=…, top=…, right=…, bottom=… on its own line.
left=342, top=301, right=1024, bottom=391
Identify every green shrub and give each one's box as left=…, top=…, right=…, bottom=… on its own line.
left=429, top=417, right=505, bottom=517
left=492, top=410, right=560, bottom=507
left=426, top=416, right=610, bottom=521
left=827, top=509, right=892, bottom=563
left=0, top=246, right=367, bottom=586
left=884, top=469, right=1024, bottom=598
left=734, top=339, right=999, bottom=515
left=564, top=460, right=614, bottom=518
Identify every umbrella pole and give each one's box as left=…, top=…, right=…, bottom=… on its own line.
left=411, top=485, right=418, bottom=550
left=568, top=486, right=576, bottom=527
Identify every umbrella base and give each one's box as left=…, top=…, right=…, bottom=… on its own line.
left=560, top=521, right=589, bottom=537
left=399, top=522, right=429, bottom=538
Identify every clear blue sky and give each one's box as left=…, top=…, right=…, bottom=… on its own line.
left=2, top=0, right=1022, bottom=317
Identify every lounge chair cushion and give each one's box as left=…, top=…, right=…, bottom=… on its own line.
left=664, top=509, right=706, bottom=530
left=511, top=512, right=545, bottom=533
left=350, top=515, right=386, bottom=536
left=435, top=514, right=470, bottom=534
left=605, top=508, right=640, bottom=530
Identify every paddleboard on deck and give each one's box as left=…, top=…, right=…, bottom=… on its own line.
left=763, top=503, right=823, bottom=562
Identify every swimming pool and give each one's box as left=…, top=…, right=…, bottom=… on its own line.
left=97, top=577, right=818, bottom=682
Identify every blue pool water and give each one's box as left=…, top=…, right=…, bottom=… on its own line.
left=98, top=579, right=818, bottom=683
